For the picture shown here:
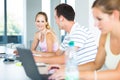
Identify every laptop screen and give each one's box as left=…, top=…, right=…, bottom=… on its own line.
left=17, top=48, right=43, bottom=80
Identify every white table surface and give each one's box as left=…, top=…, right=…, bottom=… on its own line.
left=0, top=58, right=48, bottom=80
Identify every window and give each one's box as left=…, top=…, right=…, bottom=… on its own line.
left=0, top=0, right=24, bottom=44
left=0, top=0, right=4, bottom=43
left=42, top=0, right=50, bottom=23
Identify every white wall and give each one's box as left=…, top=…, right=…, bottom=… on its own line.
left=26, top=0, right=42, bottom=48
left=75, top=0, right=89, bottom=28
left=89, top=0, right=101, bottom=46
left=50, top=0, right=61, bottom=43
left=25, top=0, right=100, bottom=48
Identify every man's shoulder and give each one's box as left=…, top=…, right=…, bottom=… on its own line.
left=73, top=24, right=91, bottom=34
left=74, top=23, right=89, bottom=30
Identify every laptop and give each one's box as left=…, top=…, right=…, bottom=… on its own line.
left=17, top=47, right=50, bottom=80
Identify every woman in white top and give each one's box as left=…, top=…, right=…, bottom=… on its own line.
left=48, top=0, right=120, bottom=80
left=31, top=12, right=59, bottom=57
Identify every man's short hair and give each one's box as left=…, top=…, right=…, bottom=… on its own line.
left=55, top=3, right=75, bottom=21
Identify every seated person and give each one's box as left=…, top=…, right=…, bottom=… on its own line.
left=31, top=12, right=59, bottom=57
left=48, top=0, right=120, bottom=80
left=33, top=4, right=98, bottom=65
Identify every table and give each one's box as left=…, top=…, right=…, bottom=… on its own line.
left=0, top=58, right=48, bottom=80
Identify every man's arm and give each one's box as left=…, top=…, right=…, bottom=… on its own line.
left=78, top=34, right=107, bottom=71
left=34, top=54, right=65, bottom=64
left=33, top=49, right=65, bottom=64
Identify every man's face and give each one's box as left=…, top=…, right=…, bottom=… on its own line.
left=54, top=10, right=63, bottom=29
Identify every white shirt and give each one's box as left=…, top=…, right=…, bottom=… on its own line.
left=60, top=22, right=97, bottom=65
left=103, top=33, right=120, bottom=69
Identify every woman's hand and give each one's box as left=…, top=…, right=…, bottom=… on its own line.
left=13, top=50, right=18, bottom=55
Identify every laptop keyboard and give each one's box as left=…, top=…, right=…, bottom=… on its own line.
left=41, top=74, right=51, bottom=80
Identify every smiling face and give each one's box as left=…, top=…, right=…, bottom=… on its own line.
left=92, top=7, right=115, bottom=34
left=35, top=14, right=47, bottom=31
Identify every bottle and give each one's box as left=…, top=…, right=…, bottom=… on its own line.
left=65, top=41, right=79, bottom=80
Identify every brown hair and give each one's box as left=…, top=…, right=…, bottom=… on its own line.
left=35, top=12, right=50, bottom=29
left=55, top=3, right=75, bottom=21
left=92, top=0, right=120, bottom=15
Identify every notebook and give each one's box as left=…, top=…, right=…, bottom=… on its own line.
left=17, top=47, right=50, bottom=80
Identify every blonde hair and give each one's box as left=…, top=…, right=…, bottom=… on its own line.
left=35, top=12, right=50, bottom=29
left=35, top=12, right=58, bottom=42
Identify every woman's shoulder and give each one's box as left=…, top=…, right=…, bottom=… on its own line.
left=46, top=30, right=54, bottom=37
left=46, top=30, right=54, bottom=35
left=99, top=34, right=107, bottom=46
left=46, top=29, right=52, bottom=33
left=46, top=30, right=57, bottom=40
